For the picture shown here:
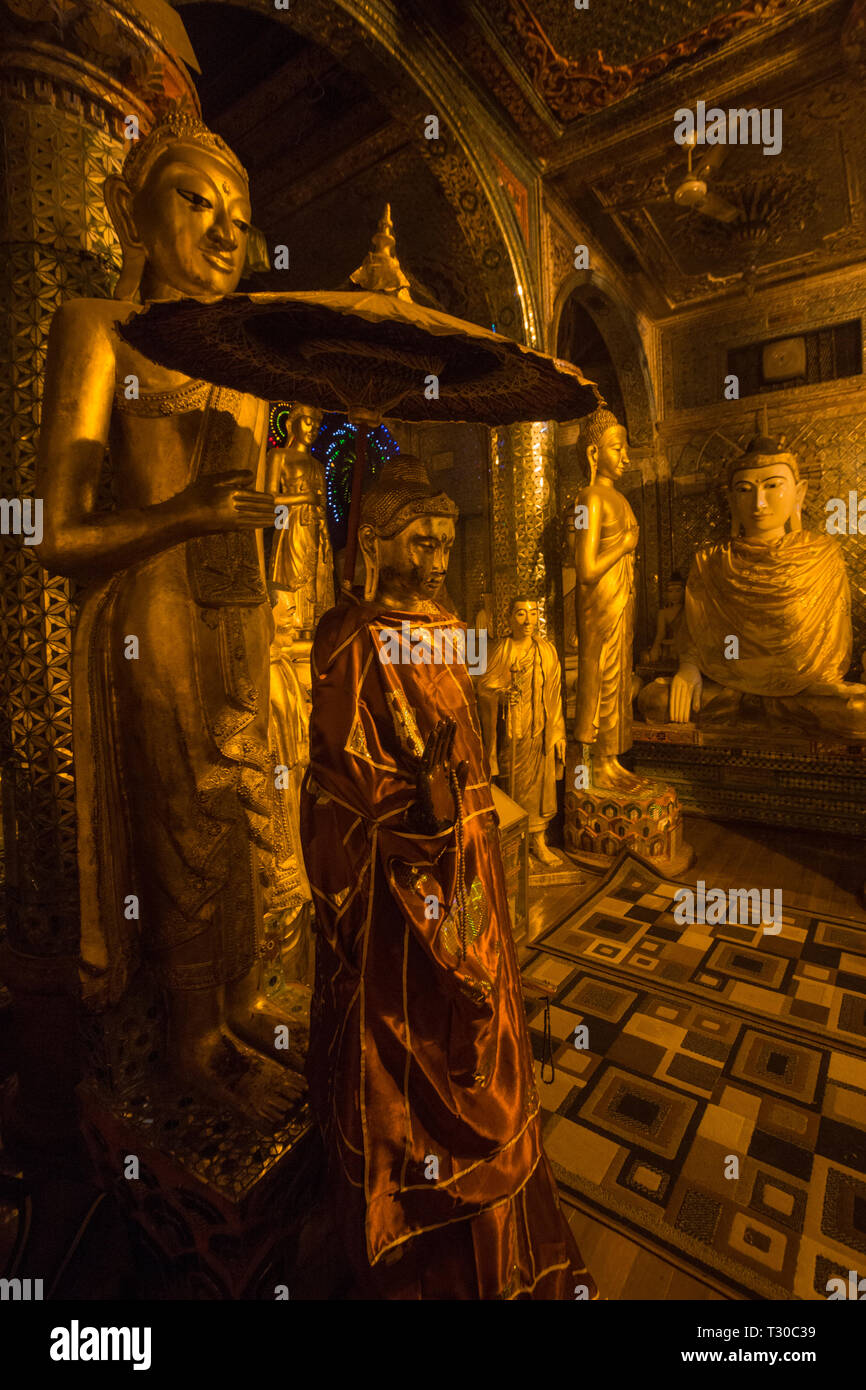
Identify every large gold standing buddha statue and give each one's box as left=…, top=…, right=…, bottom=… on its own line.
left=35, top=109, right=305, bottom=1129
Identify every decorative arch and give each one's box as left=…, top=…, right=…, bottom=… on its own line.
left=550, top=270, right=661, bottom=666
left=180, top=0, right=539, bottom=342
left=549, top=269, right=656, bottom=448
left=332, top=0, right=540, bottom=343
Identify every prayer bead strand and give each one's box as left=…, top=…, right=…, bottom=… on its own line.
left=452, top=771, right=468, bottom=959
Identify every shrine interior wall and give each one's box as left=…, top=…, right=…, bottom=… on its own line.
left=653, top=263, right=866, bottom=670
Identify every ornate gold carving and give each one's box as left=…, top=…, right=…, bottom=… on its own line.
left=114, top=377, right=211, bottom=415
left=547, top=217, right=577, bottom=302
left=0, top=95, right=124, bottom=958
left=490, top=151, right=530, bottom=243
left=502, top=0, right=801, bottom=122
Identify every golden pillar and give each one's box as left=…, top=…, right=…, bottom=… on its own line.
left=488, top=420, right=558, bottom=640
left=0, top=0, right=198, bottom=1144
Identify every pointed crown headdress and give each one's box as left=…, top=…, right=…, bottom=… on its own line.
left=360, top=455, right=458, bottom=538
left=110, top=101, right=268, bottom=299
left=122, top=102, right=249, bottom=192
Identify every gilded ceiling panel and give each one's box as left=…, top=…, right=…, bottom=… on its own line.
left=497, top=0, right=749, bottom=66
left=570, top=76, right=866, bottom=306
left=476, top=0, right=803, bottom=121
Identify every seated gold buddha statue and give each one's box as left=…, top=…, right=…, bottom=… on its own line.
left=638, top=437, right=866, bottom=741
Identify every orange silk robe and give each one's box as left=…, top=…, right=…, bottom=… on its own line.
left=300, top=593, right=597, bottom=1299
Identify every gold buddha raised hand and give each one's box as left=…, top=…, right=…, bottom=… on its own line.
left=35, top=109, right=305, bottom=1130
left=639, top=436, right=866, bottom=741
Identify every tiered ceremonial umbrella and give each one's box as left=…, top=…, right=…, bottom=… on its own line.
left=119, top=206, right=598, bottom=585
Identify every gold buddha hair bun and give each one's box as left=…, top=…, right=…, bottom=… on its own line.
left=122, top=101, right=250, bottom=193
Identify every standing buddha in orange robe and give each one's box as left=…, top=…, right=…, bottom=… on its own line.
left=300, top=455, right=599, bottom=1299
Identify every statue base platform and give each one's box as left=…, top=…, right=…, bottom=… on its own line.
left=632, top=719, right=866, bottom=838
left=79, top=1074, right=342, bottom=1299
left=528, top=847, right=586, bottom=887
left=563, top=765, right=694, bottom=876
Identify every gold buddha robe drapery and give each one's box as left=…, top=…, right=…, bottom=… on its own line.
left=684, top=532, right=852, bottom=695
left=573, top=498, right=636, bottom=754
left=476, top=636, right=564, bottom=832
left=73, top=381, right=275, bottom=1005
left=300, top=593, right=596, bottom=1299
left=266, top=641, right=313, bottom=985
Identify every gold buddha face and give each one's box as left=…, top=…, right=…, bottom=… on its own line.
left=590, top=424, right=629, bottom=481
left=510, top=599, right=539, bottom=640
left=365, top=515, right=455, bottom=605
left=292, top=411, right=321, bottom=448
left=130, top=142, right=252, bottom=300
left=729, top=463, right=806, bottom=542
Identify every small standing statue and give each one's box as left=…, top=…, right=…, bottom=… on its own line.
left=266, top=404, right=334, bottom=640
left=476, top=596, right=565, bottom=866
left=35, top=106, right=304, bottom=1129
left=572, top=402, right=643, bottom=790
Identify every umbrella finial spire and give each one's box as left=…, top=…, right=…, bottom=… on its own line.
left=349, top=205, right=413, bottom=300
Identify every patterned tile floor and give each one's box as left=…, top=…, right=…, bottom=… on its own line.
left=524, top=853, right=866, bottom=1300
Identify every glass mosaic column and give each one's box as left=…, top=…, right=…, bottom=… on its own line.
left=488, top=420, right=559, bottom=641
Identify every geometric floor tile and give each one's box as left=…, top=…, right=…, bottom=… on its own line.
left=525, top=852, right=866, bottom=1299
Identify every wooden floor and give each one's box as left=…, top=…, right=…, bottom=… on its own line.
left=681, top=817, right=866, bottom=922
left=564, top=1197, right=732, bottom=1300
left=529, top=814, right=866, bottom=1300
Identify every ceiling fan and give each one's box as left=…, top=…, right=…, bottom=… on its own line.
left=672, top=134, right=739, bottom=223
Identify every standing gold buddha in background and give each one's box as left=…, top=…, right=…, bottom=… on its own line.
left=262, top=404, right=331, bottom=988
left=35, top=108, right=305, bottom=1129
left=266, top=404, right=334, bottom=640
left=572, top=404, right=644, bottom=790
